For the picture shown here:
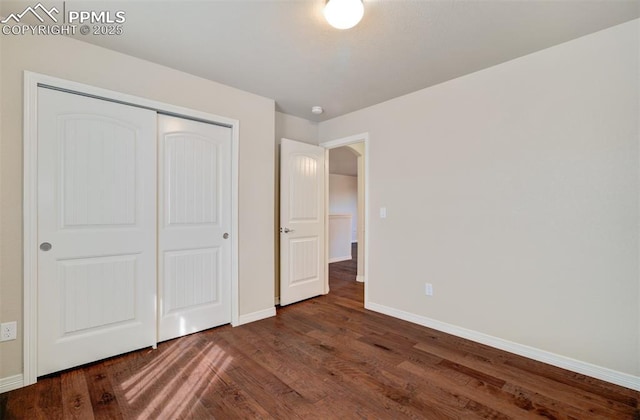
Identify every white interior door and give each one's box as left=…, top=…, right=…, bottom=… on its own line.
left=37, top=88, right=157, bottom=376
left=158, top=115, right=232, bottom=342
left=280, top=138, right=326, bottom=306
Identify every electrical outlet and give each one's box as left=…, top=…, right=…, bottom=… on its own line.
left=0, top=321, right=17, bottom=342
left=425, top=283, right=433, bottom=296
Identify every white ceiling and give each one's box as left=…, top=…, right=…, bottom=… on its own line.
left=3, top=1, right=638, bottom=121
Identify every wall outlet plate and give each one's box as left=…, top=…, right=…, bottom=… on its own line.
left=0, top=321, right=17, bottom=341
left=425, top=283, right=434, bottom=296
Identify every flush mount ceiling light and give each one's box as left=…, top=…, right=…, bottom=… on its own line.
left=311, top=106, right=324, bottom=115
left=324, top=0, right=364, bottom=30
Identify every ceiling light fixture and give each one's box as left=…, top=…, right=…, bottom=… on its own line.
left=312, top=106, right=324, bottom=115
left=324, top=0, right=364, bottom=30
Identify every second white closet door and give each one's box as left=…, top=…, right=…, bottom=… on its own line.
left=158, top=115, right=232, bottom=342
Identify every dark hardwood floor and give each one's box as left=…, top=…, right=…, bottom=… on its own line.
left=2, top=244, right=638, bottom=419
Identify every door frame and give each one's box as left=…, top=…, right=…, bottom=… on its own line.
left=23, top=71, right=240, bottom=386
left=320, top=133, right=369, bottom=302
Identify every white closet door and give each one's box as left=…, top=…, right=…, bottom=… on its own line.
left=37, top=88, right=157, bottom=376
left=158, top=115, right=232, bottom=342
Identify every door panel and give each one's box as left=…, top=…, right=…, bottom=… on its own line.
left=59, top=255, right=137, bottom=334
left=164, top=248, right=220, bottom=313
left=158, top=115, right=232, bottom=342
left=280, top=139, right=326, bottom=306
left=60, top=117, right=137, bottom=226
left=37, top=88, right=157, bottom=376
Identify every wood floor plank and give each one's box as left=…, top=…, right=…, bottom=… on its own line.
left=501, top=354, right=640, bottom=406
left=289, top=334, right=467, bottom=419
left=83, top=364, right=122, bottom=420
left=413, top=339, right=636, bottom=417
left=35, top=376, right=63, bottom=420
left=399, top=360, right=547, bottom=419
left=61, top=370, right=95, bottom=420
left=413, top=328, right=639, bottom=411
left=218, top=327, right=331, bottom=404
left=197, top=364, right=274, bottom=419
left=225, top=363, right=309, bottom=419
left=0, top=392, right=7, bottom=419
left=311, top=334, right=482, bottom=419
left=3, top=378, right=61, bottom=420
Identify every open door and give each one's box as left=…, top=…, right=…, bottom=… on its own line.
left=280, top=138, right=326, bottom=306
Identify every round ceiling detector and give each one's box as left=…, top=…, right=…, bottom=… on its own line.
left=324, top=0, right=364, bottom=30
left=312, top=106, right=324, bottom=115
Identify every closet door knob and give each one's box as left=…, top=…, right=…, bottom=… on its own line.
left=40, top=242, right=52, bottom=251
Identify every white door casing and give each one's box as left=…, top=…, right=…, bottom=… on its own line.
left=319, top=132, right=370, bottom=301
left=158, top=115, right=232, bottom=342
left=280, top=138, right=326, bottom=306
left=37, top=87, right=157, bottom=376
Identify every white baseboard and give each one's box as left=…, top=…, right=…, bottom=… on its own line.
left=356, top=275, right=364, bottom=283
left=236, top=307, right=276, bottom=326
left=365, top=301, right=640, bottom=392
left=329, top=256, right=352, bottom=263
left=0, top=374, right=24, bottom=393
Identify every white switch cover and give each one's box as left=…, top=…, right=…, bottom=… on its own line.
left=380, top=207, right=387, bottom=218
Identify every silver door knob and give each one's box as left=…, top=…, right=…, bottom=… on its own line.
left=40, top=242, right=52, bottom=251
left=282, top=228, right=295, bottom=233
left=223, top=233, right=229, bottom=239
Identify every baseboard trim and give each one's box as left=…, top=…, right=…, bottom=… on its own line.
left=0, top=374, right=24, bottom=393
left=356, top=275, right=364, bottom=283
left=236, top=307, right=276, bottom=326
left=365, top=301, right=640, bottom=391
left=329, top=256, right=352, bottom=263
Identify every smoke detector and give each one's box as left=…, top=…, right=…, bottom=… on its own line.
left=311, top=106, right=324, bottom=115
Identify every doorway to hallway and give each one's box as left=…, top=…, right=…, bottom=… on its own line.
left=322, top=133, right=369, bottom=306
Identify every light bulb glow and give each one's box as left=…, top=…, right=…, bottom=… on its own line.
left=324, top=0, right=364, bottom=30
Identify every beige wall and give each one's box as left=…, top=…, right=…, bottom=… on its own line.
left=0, top=35, right=275, bottom=378
left=329, top=174, right=358, bottom=243
left=273, top=112, right=318, bottom=302
left=275, top=111, right=318, bottom=145
left=329, top=147, right=358, bottom=176
left=319, top=20, right=639, bottom=376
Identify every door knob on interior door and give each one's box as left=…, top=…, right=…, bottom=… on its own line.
left=281, top=227, right=295, bottom=233
left=40, top=242, right=52, bottom=251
